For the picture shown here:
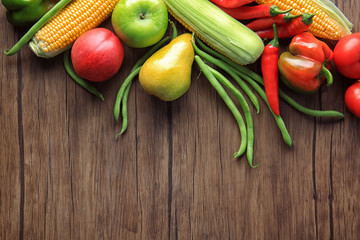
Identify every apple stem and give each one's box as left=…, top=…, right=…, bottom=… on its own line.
left=139, top=13, right=145, bottom=20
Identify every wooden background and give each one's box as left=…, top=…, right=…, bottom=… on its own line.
left=1, top=0, right=359, bottom=239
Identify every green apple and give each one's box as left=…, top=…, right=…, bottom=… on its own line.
left=111, top=0, right=168, bottom=48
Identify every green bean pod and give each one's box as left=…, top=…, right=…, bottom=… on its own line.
left=116, top=84, right=132, bottom=136
left=195, top=55, right=248, bottom=158
left=191, top=36, right=260, bottom=113
left=194, top=37, right=292, bottom=146
left=63, top=50, right=104, bottom=101
left=114, top=67, right=141, bottom=122
left=209, top=67, right=257, bottom=167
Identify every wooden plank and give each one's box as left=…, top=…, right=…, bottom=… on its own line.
left=0, top=9, right=22, bottom=240
left=330, top=2, right=360, bottom=239
left=65, top=43, right=142, bottom=239
left=18, top=51, right=72, bottom=239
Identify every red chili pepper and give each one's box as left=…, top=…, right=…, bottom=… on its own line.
left=255, top=13, right=315, bottom=39
left=219, top=4, right=291, bottom=20
left=261, top=24, right=280, bottom=116
left=246, top=12, right=302, bottom=32
left=209, top=0, right=254, bottom=8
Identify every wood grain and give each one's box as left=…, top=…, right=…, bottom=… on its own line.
left=1, top=1, right=360, bottom=239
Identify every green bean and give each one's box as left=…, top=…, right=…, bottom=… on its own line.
left=116, top=83, right=132, bottom=136
left=193, top=38, right=291, bottom=145
left=209, top=67, right=257, bottom=167
left=4, top=0, right=72, bottom=56
left=277, top=87, right=343, bottom=117
left=169, top=20, right=178, bottom=40
left=63, top=50, right=104, bottom=101
left=195, top=45, right=292, bottom=146
left=191, top=37, right=260, bottom=113
left=195, top=56, right=247, bottom=158
left=195, top=37, right=343, bottom=119
left=114, top=67, right=141, bottom=122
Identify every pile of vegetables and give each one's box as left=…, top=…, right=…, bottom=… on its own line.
left=2, top=0, right=359, bottom=167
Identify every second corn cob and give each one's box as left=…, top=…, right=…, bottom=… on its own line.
left=29, top=0, right=119, bottom=58
left=164, top=0, right=264, bottom=65
left=254, top=0, right=353, bottom=40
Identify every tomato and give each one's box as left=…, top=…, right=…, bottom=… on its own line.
left=345, top=80, right=360, bottom=118
left=333, top=33, right=360, bottom=79
left=71, top=28, right=124, bottom=82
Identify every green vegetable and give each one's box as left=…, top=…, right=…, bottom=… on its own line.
left=195, top=55, right=248, bottom=159
left=208, top=67, right=256, bottom=167
left=2, top=0, right=58, bottom=26
left=193, top=37, right=292, bottom=161
left=164, top=0, right=264, bottom=65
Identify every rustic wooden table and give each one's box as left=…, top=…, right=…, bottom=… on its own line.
left=1, top=1, right=360, bottom=239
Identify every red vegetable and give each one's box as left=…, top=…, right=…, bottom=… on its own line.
left=219, top=4, right=291, bottom=20
left=278, top=32, right=333, bottom=93
left=209, top=0, right=254, bottom=8
left=256, top=13, right=314, bottom=39
left=261, top=24, right=280, bottom=116
left=246, top=12, right=301, bottom=32
left=333, top=33, right=360, bottom=79
left=345, top=80, right=360, bottom=118
left=71, top=28, right=124, bottom=82
left=289, top=32, right=333, bottom=70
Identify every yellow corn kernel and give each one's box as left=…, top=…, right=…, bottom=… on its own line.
left=254, top=0, right=352, bottom=40
left=29, top=0, right=119, bottom=58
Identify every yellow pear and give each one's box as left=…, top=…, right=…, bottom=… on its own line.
left=139, top=33, right=194, bottom=101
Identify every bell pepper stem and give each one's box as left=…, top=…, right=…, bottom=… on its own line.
left=321, top=65, right=333, bottom=86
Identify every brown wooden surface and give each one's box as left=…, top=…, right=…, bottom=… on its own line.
left=1, top=1, right=360, bottom=239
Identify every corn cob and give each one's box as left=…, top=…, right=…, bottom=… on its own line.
left=254, top=0, right=353, bottom=40
left=164, top=0, right=264, bottom=65
left=29, top=0, right=119, bottom=58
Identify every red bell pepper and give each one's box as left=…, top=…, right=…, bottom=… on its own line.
left=278, top=32, right=333, bottom=93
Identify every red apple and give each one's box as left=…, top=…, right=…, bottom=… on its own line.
left=71, top=28, right=124, bottom=82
